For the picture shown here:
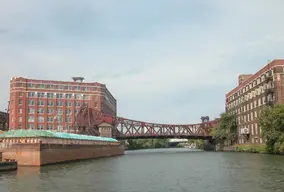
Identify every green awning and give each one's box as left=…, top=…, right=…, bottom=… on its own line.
left=0, top=130, right=118, bottom=142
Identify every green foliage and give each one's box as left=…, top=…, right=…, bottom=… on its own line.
left=258, top=104, right=284, bottom=154
left=127, top=139, right=168, bottom=150
left=211, top=112, right=237, bottom=144
left=187, top=139, right=204, bottom=149
left=235, top=144, right=267, bottom=153
left=176, top=143, right=185, bottom=148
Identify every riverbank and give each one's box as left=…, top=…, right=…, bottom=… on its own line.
left=220, top=144, right=268, bottom=154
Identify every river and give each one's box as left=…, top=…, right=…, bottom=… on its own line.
left=1, top=148, right=284, bottom=192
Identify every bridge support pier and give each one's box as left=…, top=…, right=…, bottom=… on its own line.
left=203, top=139, right=216, bottom=151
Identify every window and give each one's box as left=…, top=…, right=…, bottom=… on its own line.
left=37, top=92, right=45, bottom=98
left=75, top=86, right=80, bottom=91
left=65, top=94, right=72, bottom=99
left=47, top=116, right=54, bottom=122
left=38, top=116, right=44, bottom=122
left=57, top=125, right=63, bottom=131
left=18, top=117, right=22, bottom=122
left=38, top=84, right=45, bottom=88
left=28, top=124, right=34, bottom=129
left=47, top=100, right=53, bottom=106
left=18, top=99, right=22, bottom=105
left=28, top=108, right=35, bottom=114
left=16, top=83, right=23, bottom=87
left=56, top=117, right=62, bottom=123
left=66, top=101, right=72, bottom=106
left=47, top=93, right=54, bottom=98
left=47, top=108, right=54, bottom=114
left=38, top=108, right=44, bottom=114
left=28, top=116, right=35, bottom=122
left=65, top=117, right=72, bottom=123
left=18, top=92, right=22, bottom=96
left=27, top=92, right=36, bottom=97
left=56, top=109, right=63, bottom=115
left=56, top=94, right=63, bottom=99
left=47, top=84, right=54, bottom=89
left=47, top=124, right=53, bottom=130
left=27, top=83, right=34, bottom=88
left=28, top=100, right=35, bottom=105
left=56, top=101, right=63, bottom=106
left=38, top=100, right=44, bottom=106
left=37, top=124, right=44, bottom=130
left=65, top=109, right=72, bottom=115
left=18, top=108, right=22, bottom=114
left=75, top=101, right=81, bottom=107
left=75, top=94, right=82, bottom=99
left=83, top=95, right=89, bottom=100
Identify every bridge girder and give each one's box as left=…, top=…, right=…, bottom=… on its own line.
left=72, top=106, right=217, bottom=139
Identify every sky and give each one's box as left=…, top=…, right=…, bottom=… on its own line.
left=0, top=0, right=284, bottom=124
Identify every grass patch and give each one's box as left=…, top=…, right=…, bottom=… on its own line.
left=234, top=144, right=267, bottom=153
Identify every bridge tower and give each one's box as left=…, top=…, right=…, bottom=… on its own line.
left=201, top=116, right=216, bottom=151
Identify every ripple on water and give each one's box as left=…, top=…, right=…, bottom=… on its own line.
left=1, top=149, right=284, bottom=192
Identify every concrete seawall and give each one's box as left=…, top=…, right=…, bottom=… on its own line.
left=0, top=130, right=125, bottom=166
left=2, top=143, right=124, bottom=166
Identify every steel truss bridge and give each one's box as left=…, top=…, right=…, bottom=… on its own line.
left=72, top=104, right=217, bottom=140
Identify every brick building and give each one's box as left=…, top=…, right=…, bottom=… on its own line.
left=226, top=59, right=284, bottom=144
left=9, top=77, right=117, bottom=131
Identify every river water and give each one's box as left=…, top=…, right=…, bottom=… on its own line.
left=1, top=148, right=284, bottom=192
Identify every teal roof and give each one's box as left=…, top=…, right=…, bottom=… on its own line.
left=0, top=130, right=118, bottom=142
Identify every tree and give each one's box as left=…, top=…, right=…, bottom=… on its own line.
left=211, top=112, right=237, bottom=145
left=257, top=104, right=284, bottom=154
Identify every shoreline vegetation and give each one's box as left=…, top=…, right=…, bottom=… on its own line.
left=212, top=104, right=284, bottom=156
left=126, top=139, right=204, bottom=150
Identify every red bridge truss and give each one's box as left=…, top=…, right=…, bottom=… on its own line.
left=72, top=104, right=217, bottom=139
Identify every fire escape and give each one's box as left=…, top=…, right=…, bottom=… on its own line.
left=264, top=71, right=275, bottom=106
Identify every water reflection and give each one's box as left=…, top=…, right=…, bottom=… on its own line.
left=1, top=149, right=284, bottom=192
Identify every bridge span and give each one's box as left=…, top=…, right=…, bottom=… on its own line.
left=72, top=104, right=217, bottom=142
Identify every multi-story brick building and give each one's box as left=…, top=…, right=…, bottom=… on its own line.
left=226, top=59, right=284, bottom=144
left=9, top=77, right=117, bottom=131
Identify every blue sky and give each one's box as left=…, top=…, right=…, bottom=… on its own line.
left=1, top=0, right=284, bottom=124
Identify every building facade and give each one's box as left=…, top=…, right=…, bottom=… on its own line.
left=226, top=59, right=284, bottom=144
left=0, top=111, right=8, bottom=131
left=9, top=77, right=117, bottom=131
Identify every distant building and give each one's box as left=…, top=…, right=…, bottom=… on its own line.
left=226, top=59, right=284, bottom=144
left=0, top=111, right=8, bottom=131
left=9, top=76, right=117, bottom=131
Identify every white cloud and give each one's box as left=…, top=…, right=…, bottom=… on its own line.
left=1, top=1, right=284, bottom=124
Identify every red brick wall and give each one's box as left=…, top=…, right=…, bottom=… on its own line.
left=9, top=77, right=117, bottom=130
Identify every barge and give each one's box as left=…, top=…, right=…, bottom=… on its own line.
left=0, top=130, right=124, bottom=166
left=0, top=160, right=17, bottom=172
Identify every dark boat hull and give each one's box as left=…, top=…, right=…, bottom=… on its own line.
left=0, top=161, right=18, bottom=172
